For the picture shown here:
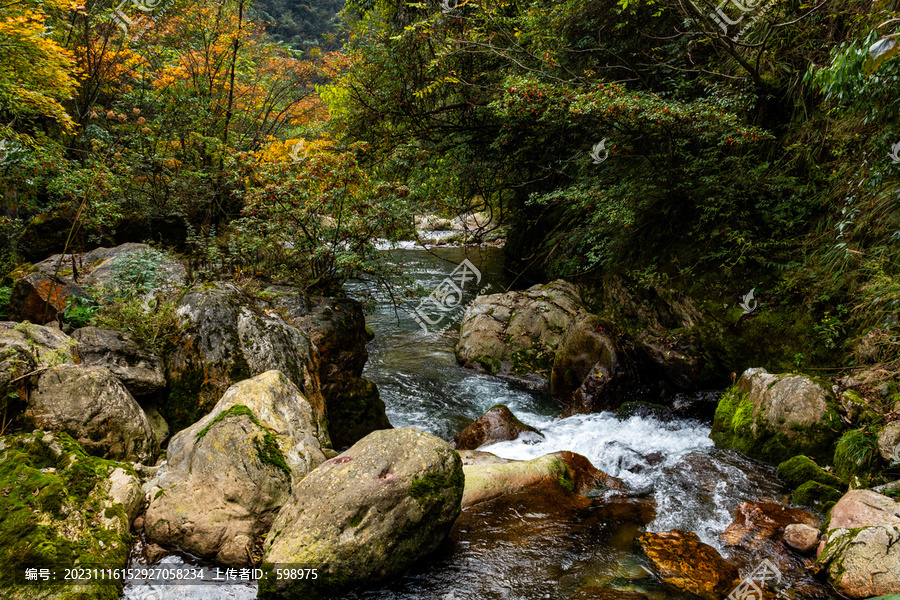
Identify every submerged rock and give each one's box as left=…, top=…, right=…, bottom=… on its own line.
left=721, top=501, right=820, bottom=550
left=819, top=490, right=900, bottom=598
left=783, top=523, right=820, bottom=554
left=710, top=368, right=843, bottom=464
left=639, top=530, right=740, bottom=600
left=26, top=364, right=156, bottom=463
left=260, top=428, right=463, bottom=599
left=451, top=405, right=542, bottom=450
left=145, top=371, right=325, bottom=566
left=72, top=326, right=166, bottom=396
left=0, top=431, right=138, bottom=600
left=461, top=450, right=624, bottom=508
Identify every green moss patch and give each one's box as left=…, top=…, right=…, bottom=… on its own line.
left=0, top=432, right=131, bottom=600
left=196, top=404, right=291, bottom=476
left=776, top=455, right=843, bottom=490
left=793, top=480, right=843, bottom=514
left=833, top=429, right=879, bottom=483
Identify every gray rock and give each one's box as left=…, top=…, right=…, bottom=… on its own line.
left=783, top=523, right=819, bottom=553
left=877, top=422, right=900, bottom=463
left=72, top=326, right=166, bottom=396
left=262, top=427, right=463, bottom=599
left=820, top=490, right=900, bottom=598
left=456, top=280, right=585, bottom=384
left=33, top=243, right=187, bottom=291
left=279, top=293, right=391, bottom=448
left=26, top=364, right=156, bottom=463
left=145, top=371, right=325, bottom=566
left=164, top=284, right=328, bottom=447
left=710, top=368, right=842, bottom=464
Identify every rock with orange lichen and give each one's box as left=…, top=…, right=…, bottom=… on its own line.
left=639, top=530, right=740, bottom=600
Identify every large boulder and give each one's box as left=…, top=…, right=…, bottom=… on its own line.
left=461, top=450, right=624, bottom=508
left=639, top=530, right=740, bottom=600
left=0, top=322, right=76, bottom=401
left=277, top=293, right=391, bottom=448
left=8, top=271, right=92, bottom=325
left=451, top=405, right=542, bottom=450
left=0, top=431, right=139, bottom=600
left=260, top=427, right=463, bottom=599
left=31, top=243, right=187, bottom=292
left=551, top=313, right=643, bottom=413
left=26, top=364, right=156, bottom=463
left=163, top=284, right=328, bottom=447
left=456, top=280, right=585, bottom=386
left=145, top=371, right=326, bottom=566
left=721, top=501, right=820, bottom=551
left=710, top=368, right=843, bottom=464
left=819, top=490, right=900, bottom=598
left=72, top=326, right=166, bottom=396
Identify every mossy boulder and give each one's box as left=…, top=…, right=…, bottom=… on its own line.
left=451, top=405, right=542, bottom=450
left=833, top=429, right=880, bottom=483
left=456, top=280, right=585, bottom=387
left=710, top=368, right=843, bottom=465
left=0, top=431, right=139, bottom=600
left=776, top=455, right=843, bottom=490
left=145, top=371, right=326, bottom=566
left=164, top=283, right=328, bottom=447
left=793, top=481, right=843, bottom=513
left=260, top=428, right=463, bottom=600
left=0, top=322, right=76, bottom=406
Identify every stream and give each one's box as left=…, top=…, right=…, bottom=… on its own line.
left=123, top=243, right=790, bottom=600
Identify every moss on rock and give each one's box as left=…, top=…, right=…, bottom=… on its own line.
left=0, top=432, right=133, bottom=600
left=776, top=455, right=843, bottom=490
left=792, top=481, right=843, bottom=514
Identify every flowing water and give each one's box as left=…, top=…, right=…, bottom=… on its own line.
left=123, top=243, right=789, bottom=600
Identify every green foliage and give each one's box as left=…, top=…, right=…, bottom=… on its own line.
left=0, top=286, right=11, bottom=320
left=61, top=296, right=99, bottom=328
left=833, top=429, right=880, bottom=482
left=233, top=143, right=413, bottom=294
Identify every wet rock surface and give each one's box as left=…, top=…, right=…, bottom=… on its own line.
left=638, top=530, right=740, bottom=600
left=451, top=404, right=543, bottom=450
left=72, top=326, right=166, bottom=396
